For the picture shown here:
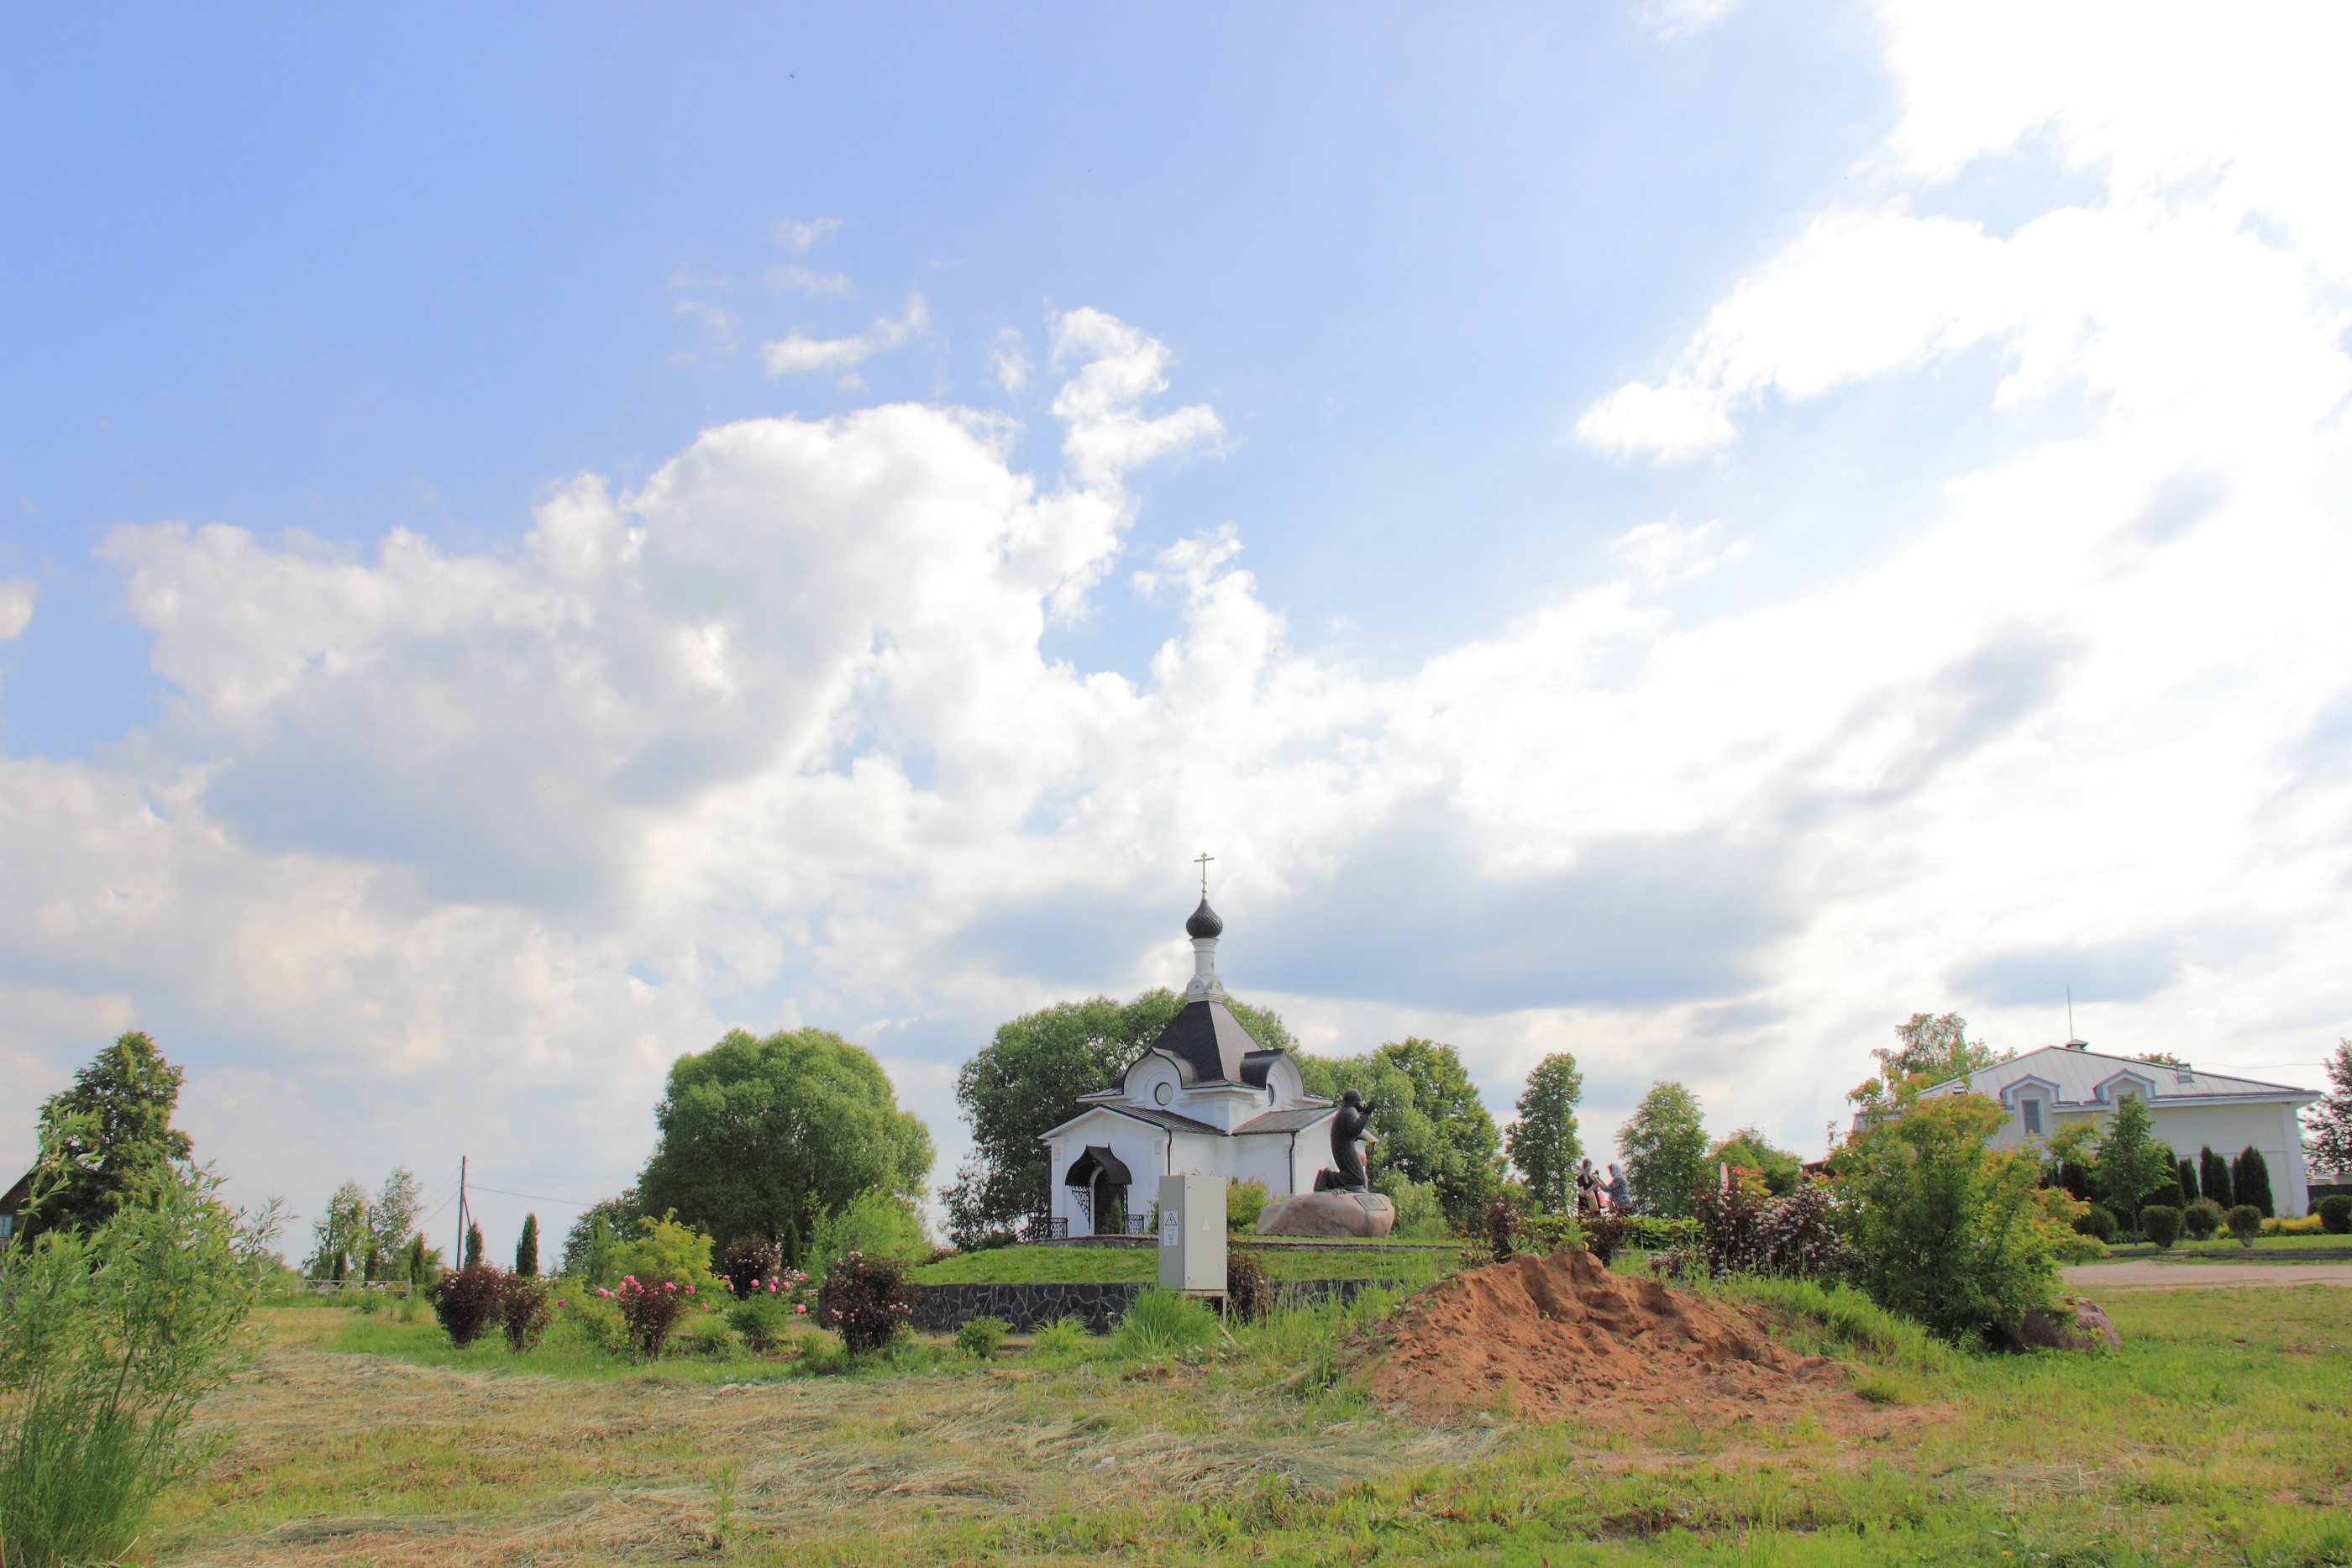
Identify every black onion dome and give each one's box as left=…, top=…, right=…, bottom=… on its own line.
left=1185, top=898, right=1224, bottom=939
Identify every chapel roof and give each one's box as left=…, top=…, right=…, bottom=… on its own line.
left=1144, top=997, right=1265, bottom=1086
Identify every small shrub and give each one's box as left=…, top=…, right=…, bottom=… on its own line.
left=793, top=1328, right=844, bottom=1374
left=2074, top=1204, right=2118, bottom=1244
left=352, top=1287, right=384, bottom=1316
left=815, top=1251, right=921, bottom=1354
left=727, top=1295, right=796, bottom=1353
left=2318, top=1195, right=2352, bottom=1235
left=554, top=1296, right=629, bottom=1357
left=498, top=1275, right=554, bottom=1352
left=608, top=1276, right=688, bottom=1359
left=2140, top=1205, right=2183, bottom=1249
left=2182, top=1199, right=2223, bottom=1240
left=428, top=1264, right=503, bottom=1348
left=1226, top=1251, right=1273, bottom=1323
left=1113, top=1287, right=1218, bottom=1357
left=675, top=1314, right=735, bottom=1358
left=1226, top=1178, right=1270, bottom=1233
left=718, top=1237, right=780, bottom=1298
left=1029, top=1316, right=1087, bottom=1357
left=954, top=1315, right=1010, bottom=1359
left=2224, top=1204, right=2263, bottom=1245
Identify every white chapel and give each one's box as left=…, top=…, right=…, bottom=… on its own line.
left=1037, top=899, right=1338, bottom=1236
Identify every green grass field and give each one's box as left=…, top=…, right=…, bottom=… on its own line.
left=2108, top=1233, right=2351, bottom=1256
left=913, top=1242, right=1456, bottom=1286
left=152, top=1272, right=2352, bottom=1566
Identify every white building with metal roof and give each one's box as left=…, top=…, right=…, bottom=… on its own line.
left=1036, top=899, right=1338, bottom=1237
left=1907, top=1041, right=2320, bottom=1214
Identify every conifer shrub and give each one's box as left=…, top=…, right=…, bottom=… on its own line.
left=719, top=1237, right=780, bottom=1298
left=464, top=1222, right=485, bottom=1270
left=514, top=1214, right=539, bottom=1277
left=1225, top=1250, right=1273, bottom=1322
left=2074, top=1204, right=2118, bottom=1243
left=2224, top=1204, right=2263, bottom=1245
left=814, top=1251, right=921, bottom=1354
left=497, top=1274, right=554, bottom=1352
left=428, top=1263, right=504, bottom=1347
left=2319, top=1195, right=2352, bottom=1235
left=2232, top=1147, right=2275, bottom=1218
left=2139, top=1205, right=2183, bottom=1249
left=2176, top=1159, right=2198, bottom=1210
left=2183, top=1198, right=2223, bottom=1240
left=953, top=1315, right=1010, bottom=1359
left=2198, top=1146, right=2233, bottom=1209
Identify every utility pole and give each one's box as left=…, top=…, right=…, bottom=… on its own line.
left=454, top=1155, right=469, bottom=1272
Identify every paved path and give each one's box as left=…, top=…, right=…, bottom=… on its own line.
left=2064, top=1260, right=2352, bottom=1292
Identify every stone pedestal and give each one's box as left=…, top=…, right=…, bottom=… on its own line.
left=1255, top=1191, right=1396, bottom=1239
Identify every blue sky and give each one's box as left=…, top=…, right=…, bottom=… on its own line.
left=5, top=2, right=2349, bottom=1251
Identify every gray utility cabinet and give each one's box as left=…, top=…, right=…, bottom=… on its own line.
left=1156, top=1172, right=1227, bottom=1294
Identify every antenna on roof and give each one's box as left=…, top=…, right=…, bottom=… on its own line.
left=2063, top=985, right=2088, bottom=1050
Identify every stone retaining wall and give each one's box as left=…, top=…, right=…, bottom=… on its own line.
left=909, top=1278, right=1404, bottom=1335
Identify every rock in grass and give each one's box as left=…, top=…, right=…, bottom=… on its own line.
left=2016, top=1296, right=2120, bottom=1350
left=1255, top=1191, right=1396, bottom=1238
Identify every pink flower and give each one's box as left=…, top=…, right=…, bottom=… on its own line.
left=794, top=1303, right=806, bottom=1314
left=685, top=1285, right=696, bottom=1294
left=664, top=1282, right=677, bottom=1292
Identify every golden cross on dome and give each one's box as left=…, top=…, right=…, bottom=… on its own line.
left=1194, top=851, right=1214, bottom=897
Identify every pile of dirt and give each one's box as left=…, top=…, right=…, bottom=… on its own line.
left=1352, top=1248, right=1855, bottom=1427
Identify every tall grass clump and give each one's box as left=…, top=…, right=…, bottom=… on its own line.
left=0, top=1146, right=273, bottom=1568
left=1111, top=1287, right=1219, bottom=1357
left=1707, top=1275, right=1950, bottom=1378
left=1028, top=1316, right=1089, bottom=1358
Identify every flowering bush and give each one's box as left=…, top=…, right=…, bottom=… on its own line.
left=555, top=1295, right=631, bottom=1357
left=428, top=1263, right=504, bottom=1347
left=816, top=1251, right=921, bottom=1354
left=601, top=1275, right=690, bottom=1360
left=1690, top=1180, right=1850, bottom=1282
left=718, top=1237, right=780, bottom=1298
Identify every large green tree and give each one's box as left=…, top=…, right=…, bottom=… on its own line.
left=941, top=989, right=1294, bottom=1245
left=1504, top=1052, right=1584, bottom=1214
left=1299, top=1038, right=1504, bottom=1229
left=24, top=1032, right=193, bottom=1241
left=1617, top=1081, right=1709, bottom=1218
left=638, top=1027, right=933, bottom=1250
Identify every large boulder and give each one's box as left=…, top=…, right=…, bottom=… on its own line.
left=2017, top=1295, right=2121, bottom=1350
left=1256, top=1191, right=1396, bottom=1239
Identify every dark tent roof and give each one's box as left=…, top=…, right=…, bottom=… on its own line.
left=1063, top=1145, right=1134, bottom=1187
left=1137, top=997, right=1264, bottom=1086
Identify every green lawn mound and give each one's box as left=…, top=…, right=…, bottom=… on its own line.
left=913, top=1243, right=1450, bottom=1286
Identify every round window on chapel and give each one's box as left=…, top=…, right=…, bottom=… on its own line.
left=1154, top=1081, right=1173, bottom=1106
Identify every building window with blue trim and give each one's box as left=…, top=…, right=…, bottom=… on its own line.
left=2021, top=1099, right=2043, bottom=1135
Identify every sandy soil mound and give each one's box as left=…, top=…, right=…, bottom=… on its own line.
left=1355, top=1248, right=1853, bottom=1427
